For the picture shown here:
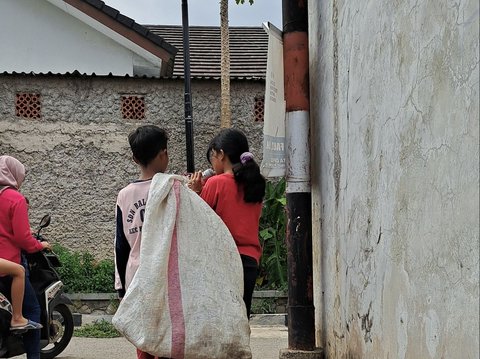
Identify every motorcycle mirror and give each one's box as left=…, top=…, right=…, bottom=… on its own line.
left=39, top=215, right=51, bottom=229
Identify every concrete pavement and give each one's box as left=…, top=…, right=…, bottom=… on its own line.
left=54, top=326, right=287, bottom=359
left=13, top=315, right=288, bottom=359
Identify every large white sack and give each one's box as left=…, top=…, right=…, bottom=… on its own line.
left=112, top=173, right=252, bottom=359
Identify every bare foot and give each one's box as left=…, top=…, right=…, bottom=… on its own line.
left=11, top=317, right=29, bottom=328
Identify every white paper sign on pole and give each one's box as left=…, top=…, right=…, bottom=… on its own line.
left=260, top=22, right=285, bottom=178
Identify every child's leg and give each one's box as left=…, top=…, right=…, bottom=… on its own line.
left=240, top=255, right=259, bottom=319
left=0, top=258, right=28, bottom=326
left=22, top=274, right=42, bottom=357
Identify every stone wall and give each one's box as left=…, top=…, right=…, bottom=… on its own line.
left=309, top=0, right=479, bottom=357
left=0, top=74, right=264, bottom=258
left=67, top=291, right=287, bottom=316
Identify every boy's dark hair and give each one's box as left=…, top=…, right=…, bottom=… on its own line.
left=128, top=125, right=168, bottom=167
left=207, top=128, right=265, bottom=203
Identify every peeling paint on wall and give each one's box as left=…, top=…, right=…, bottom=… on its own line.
left=309, top=0, right=479, bottom=357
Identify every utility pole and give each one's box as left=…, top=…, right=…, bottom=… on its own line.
left=280, top=0, right=322, bottom=358
left=182, top=0, right=195, bottom=173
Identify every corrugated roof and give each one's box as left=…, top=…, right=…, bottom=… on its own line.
left=146, top=25, right=268, bottom=80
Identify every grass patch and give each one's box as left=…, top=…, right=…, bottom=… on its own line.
left=251, top=298, right=277, bottom=314
left=74, top=320, right=121, bottom=338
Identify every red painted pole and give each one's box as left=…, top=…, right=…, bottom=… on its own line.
left=283, top=0, right=315, bottom=352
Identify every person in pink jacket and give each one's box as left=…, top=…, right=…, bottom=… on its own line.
left=0, top=155, right=51, bottom=358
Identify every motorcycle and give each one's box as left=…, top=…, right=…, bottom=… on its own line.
left=0, top=215, right=74, bottom=359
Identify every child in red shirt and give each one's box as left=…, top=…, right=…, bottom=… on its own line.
left=189, top=129, right=266, bottom=317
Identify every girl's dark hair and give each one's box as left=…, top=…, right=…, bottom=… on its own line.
left=128, top=125, right=168, bottom=167
left=207, top=128, right=265, bottom=203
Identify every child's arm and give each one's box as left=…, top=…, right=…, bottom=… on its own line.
left=200, top=178, right=220, bottom=211
left=188, top=171, right=204, bottom=194
left=114, top=205, right=130, bottom=298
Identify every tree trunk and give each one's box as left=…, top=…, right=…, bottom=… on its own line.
left=220, top=0, right=231, bottom=128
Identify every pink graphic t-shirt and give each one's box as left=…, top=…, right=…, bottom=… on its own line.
left=114, top=179, right=152, bottom=297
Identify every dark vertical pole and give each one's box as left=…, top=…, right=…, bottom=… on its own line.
left=283, top=0, right=315, bottom=352
left=182, top=0, right=195, bottom=173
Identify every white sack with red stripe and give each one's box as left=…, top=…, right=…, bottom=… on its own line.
left=112, top=173, right=252, bottom=359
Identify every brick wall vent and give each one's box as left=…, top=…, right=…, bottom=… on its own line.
left=254, top=96, right=264, bottom=122
left=16, top=93, right=41, bottom=119
left=122, top=95, right=145, bottom=120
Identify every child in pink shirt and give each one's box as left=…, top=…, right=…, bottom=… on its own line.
left=114, top=125, right=169, bottom=359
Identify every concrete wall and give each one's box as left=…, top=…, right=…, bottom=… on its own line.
left=309, top=0, right=479, bottom=358
left=0, top=75, right=264, bottom=257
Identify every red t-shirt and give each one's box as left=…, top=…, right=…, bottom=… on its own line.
left=201, top=173, right=262, bottom=263
left=0, top=188, right=43, bottom=264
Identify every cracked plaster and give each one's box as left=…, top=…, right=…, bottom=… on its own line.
left=310, top=0, right=479, bottom=357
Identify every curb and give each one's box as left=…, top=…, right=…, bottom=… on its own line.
left=250, top=313, right=287, bottom=326
left=78, top=313, right=287, bottom=327
left=80, top=314, right=113, bottom=326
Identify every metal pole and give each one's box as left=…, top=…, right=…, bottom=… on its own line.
left=182, top=0, right=195, bottom=173
left=282, top=0, right=315, bottom=352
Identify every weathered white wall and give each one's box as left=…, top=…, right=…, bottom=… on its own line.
left=309, top=0, right=479, bottom=358
left=0, top=75, right=264, bottom=258
left=0, top=0, right=159, bottom=76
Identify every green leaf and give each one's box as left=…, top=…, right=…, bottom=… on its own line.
left=235, top=0, right=254, bottom=4
left=260, top=228, right=274, bottom=240
left=277, top=197, right=287, bottom=206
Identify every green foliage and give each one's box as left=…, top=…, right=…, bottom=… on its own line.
left=53, top=179, right=286, bottom=294
left=258, top=179, right=287, bottom=290
left=251, top=298, right=276, bottom=314
left=235, top=0, right=255, bottom=4
left=74, top=320, right=120, bottom=338
left=53, top=244, right=115, bottom=293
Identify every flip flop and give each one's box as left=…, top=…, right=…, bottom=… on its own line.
left=10, top=319, right=43, bottom=331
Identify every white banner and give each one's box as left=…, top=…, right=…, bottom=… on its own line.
left=260, top=22, right=285, bottom=178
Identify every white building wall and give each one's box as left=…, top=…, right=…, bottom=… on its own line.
left=309, top=0, right=479, bottom=358
left=0, top=0, right=157, bottom=76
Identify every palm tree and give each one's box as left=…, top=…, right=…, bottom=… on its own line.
left=219, top=0, right=254, bottom=128
left=220, top=0, right=231, bottom=128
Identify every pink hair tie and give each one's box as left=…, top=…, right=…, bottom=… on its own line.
left=240, top=152, right=254, bottom=165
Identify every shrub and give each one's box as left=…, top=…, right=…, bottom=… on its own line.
left=251, top=298, right=277, bottom=314
left=257, top=178, right=287, bottom=290
left=53, top=244, right=115, bottom=293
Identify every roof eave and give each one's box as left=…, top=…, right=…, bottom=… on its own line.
left=46, top=0, right=177, bottom=77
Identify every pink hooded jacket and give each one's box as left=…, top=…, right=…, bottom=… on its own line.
left=0, top=156, right=43, bottom=264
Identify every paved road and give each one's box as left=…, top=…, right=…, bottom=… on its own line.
left=13, top=326, right=288, bottom=359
